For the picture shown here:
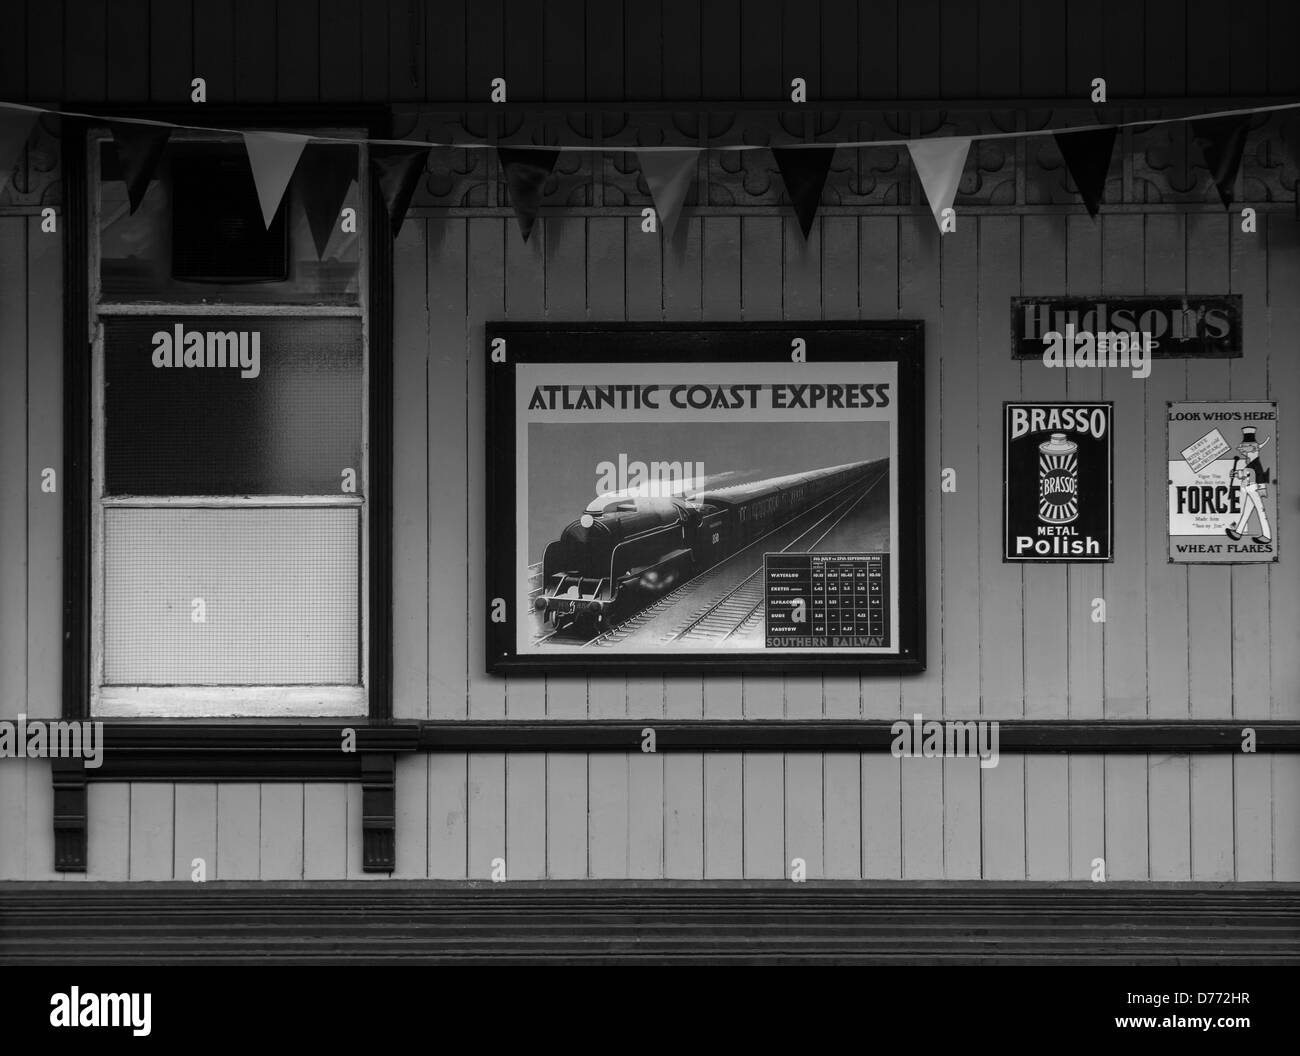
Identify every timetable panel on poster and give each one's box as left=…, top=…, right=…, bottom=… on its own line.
left=764, top=553, right=889, bottom=648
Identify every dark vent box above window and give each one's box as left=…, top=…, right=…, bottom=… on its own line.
left=171, top=145, right=289, bottom=283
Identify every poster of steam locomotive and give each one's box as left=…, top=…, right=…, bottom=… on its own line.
left=485, top=323, right=926, bottom=674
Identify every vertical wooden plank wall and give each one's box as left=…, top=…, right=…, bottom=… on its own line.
left=1, top=0, right=1298, bottom=883
left=11, top=0, right=1300, bottom=107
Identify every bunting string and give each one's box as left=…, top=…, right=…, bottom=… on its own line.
left=1, top=97, right=1297, bottom=239
left=1, top=97, right=1298, bottom=152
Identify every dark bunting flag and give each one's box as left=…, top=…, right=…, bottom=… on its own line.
left=637, top=149, right=699, bottom=239
left=1191, top=115, right=1251, bottom=209
left=370, top=145, right=430, bottom=239
left=771, top=146, right=837, bottom=239
left=295, top=143, right=359, bottom=258
left=498, top=147, right=560, bottom=242
left=109, top=122, right=171, bottom=213
left=1053, top=126, right=1117, bottom=218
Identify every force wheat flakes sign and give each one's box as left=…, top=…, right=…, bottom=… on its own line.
left=1168, top=401, right=1278, bottom=563
left=485, top=323, right=926, bottom=675
left=1004, top=402, right=1113, bottom=562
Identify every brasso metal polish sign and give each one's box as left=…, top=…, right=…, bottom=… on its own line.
left=1004, top=403, right=1114, bottom=563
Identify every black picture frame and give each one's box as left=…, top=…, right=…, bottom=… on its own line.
left=485, top=322, right=926, bottom=676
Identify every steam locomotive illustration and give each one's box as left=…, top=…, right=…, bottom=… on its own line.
left=534, top=459, right=885, bottom=631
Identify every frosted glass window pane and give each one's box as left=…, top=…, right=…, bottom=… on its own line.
left=103, top=507, right=359, bottom=685
left=103, top=316, right=362, bottom=496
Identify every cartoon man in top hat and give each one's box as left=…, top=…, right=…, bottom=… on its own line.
left=1226, top=425, right=1272, bottom=544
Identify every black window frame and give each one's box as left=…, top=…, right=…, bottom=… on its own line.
left=61, top=107, right=401, bottom=775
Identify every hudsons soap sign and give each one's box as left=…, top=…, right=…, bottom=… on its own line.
left=1011, top=296, right=1241, bottom=360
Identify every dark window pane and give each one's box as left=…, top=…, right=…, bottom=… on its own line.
left=104, top=316, right=363, bottom=495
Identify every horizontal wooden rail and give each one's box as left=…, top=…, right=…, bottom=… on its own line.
left=418, top=719, right=1300, bottom=753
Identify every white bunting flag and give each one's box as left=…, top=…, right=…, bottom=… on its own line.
left=243, top=130, right=310, bottom=228
left=907, top=137, right=971, bottom=230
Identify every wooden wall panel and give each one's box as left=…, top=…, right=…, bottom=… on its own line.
left=1020, top=0, right=1066, bottom=99
left=148, top=0, right=192, bottom=104
left=939, top=217, right=980, bottom=716
left=303, top=783, right=347, bottom=877
left=0, top=218, right=27, bottom=731
left=193, top=0, right=236, bottom=105
left=466, top=218, right=505, bottom=721
left=276, top=0, right=320, bottom=103
left=977, top=217, right=1023, bottom=715
left=422, top=1, right=465, bottom=103
left=321, top=0, right=365, bottom=103
left=89, top=781, right=129, bottom=880
left=1064, top=214, right=1102, bottom=719
left=427, top=218, right=470, bottom=714
left=129, top=783, right=173, bottom=879
left=216, top=784, right=259, bottom=879
left=1144, top=0, right=1185, bottom=97
left=27, top=216, right=60, bottom=724
left=62, top=0, right=104, bottom=104
left=4, top=5, right=1299, bottom=893
left=392, top=219, right=430, bottom=721
left=1274, top=757, right=1300, bottom=880
left=173, top=783, right=217, bottom=881
left=1101, top=0, right=1144, bottom=98
left=1267, top=221, right=1300, bottom=717
left=426, top=753, right=468, bottom=877
left=105, top=0, right=150, bottom=102
left=234, top=0, right=278, bottom=103
left=0, top=0, right=27, bottom=102
left=940, top=0, right=979, bottom=99
left=51, top=751, right=1293, bottom=882
left=259, top=783, right=305, bottom=879
left=1144, top=213, right=1190, bottom=717
left=977, top=0, right=1019, bottom=98
left=1103, top=215, right=1149, bottom=717
left=982, top=754, right=1025, bottom=879
left=1020, top=215, right=1068, bottom=716
left=12, top=1, right=1300, bottom=109
left=1230, top=219, right=1271, bottom=718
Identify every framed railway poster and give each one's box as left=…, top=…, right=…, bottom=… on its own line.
left=485, top=322, right=926, bottom=674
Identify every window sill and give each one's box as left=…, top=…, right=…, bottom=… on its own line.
left=94, top=685, right=367, bottom=718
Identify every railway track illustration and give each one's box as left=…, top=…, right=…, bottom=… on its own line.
left=580, top=470, right=885, bottom=649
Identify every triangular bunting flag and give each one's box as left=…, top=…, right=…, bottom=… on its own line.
left=295, top=143, right=358, bottom=258
left=243, top=131, right=310, bottom=229
left=907, top=137, right=971, bottom=230
left=1191, top=115, right=1251, bottom=209
left=772, top=146, right=837, bottom=239
left=109, top=122, right=171, bottom=213
left=638, top=149, right=698, bottom=239
left=369, top=145, right=430, bottom=239
left=0, top=108, right=39, bottom=196
left=1054, top=126, right=1117, bottom=219
left=498, top=147, right=560, bottom=242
